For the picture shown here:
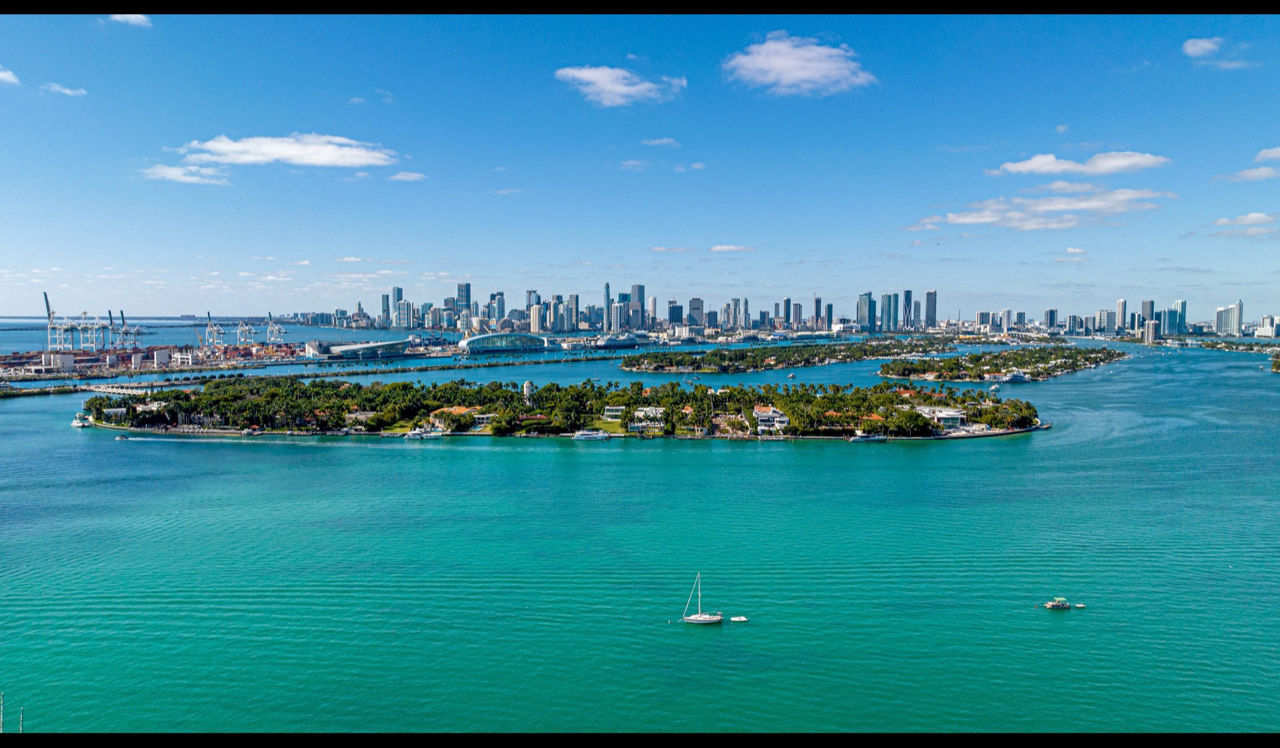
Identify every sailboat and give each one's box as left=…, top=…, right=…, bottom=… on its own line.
left=682, top=573, right=723, bottom=624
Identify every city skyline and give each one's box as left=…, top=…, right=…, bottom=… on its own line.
left=2, top=15, right=1279, bottom=316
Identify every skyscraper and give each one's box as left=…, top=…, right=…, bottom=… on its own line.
left=456, top=283, right=472, bottom=313
left=914, top=300, right=923, bottom=329
left=603, top=283, right=611, bottom=332
left=813, top=296, right=822, bottom=329
left=648, top=296, right=657, bottom=329
left=1044, top=309, right=1058, bottom=328
left=392, top=286, right=403, bottom=308
left=1140, top=299, right=1155, bottom=324
left=783, top=297, right=792, bottom=328
left=925, top=290, right=937, bottom=328
left=1116, top=299, right=1127, bottom=333
left=880, top=294, right=892, bottom=331
left=902, top=290, right=913, bottom=329
left=568, top=294, right=579, bottom=331
left=825, top=303, right=833, bottom=331
left=529, top=304, right=544, bottom=333
left=688, top=297, right=704, bottom=326
left=858, top=292, right=876, bottom=332
left=381, top=293, right=390, bottom=327
left=630, top=284, right=646, bottom=328
left=526, top=289, right=540, bottom=311
left=1173, top=299, right=1187, bottom=335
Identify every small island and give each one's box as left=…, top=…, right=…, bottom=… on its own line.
left=620, top=338, right=954, bottom=374
left=81, top=375, right=1043, bottom=441
left=878, top=345, right=1126, bottom=382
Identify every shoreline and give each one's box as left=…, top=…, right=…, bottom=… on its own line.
left=85, top=418, right=1048, bottom=443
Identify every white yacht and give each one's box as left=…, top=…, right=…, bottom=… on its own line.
left=404, top=427, right=443, bottom=440
left=71, top=413, right=90, bottom=428
left=571, top=429, right=610, bottom=441
left=682, top=573, right=723, bottom=625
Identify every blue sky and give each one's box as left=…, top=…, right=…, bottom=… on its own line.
left=1, top=14, right=1277, bottom=321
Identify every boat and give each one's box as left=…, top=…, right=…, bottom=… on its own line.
left=404, top=427, right=442, bottom=440
left=786, top=372, right=795, bottom=378
left=730, top=616, right=749, bottom=623
left=71, top=413, right=90, bottom=428
left=849, top=432, right=887, bottom=443
left=1043, top=597, right=1071, bottom=610
left=682, top=573, right=723, bottom=624
left=114, top=434, right=129, bottom=441
left=1074, top=603, right=1086, bottom=609
left=571, top=429, right=609, bottom=441
left=1006, top=370, right=1031, bottom=383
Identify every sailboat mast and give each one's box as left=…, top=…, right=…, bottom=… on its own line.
left=697, top=573, right=703, bottom=615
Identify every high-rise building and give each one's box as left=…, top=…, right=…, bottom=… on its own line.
left=1116, top=299, right=1127, bottom=333
left=688, top=297, right=704, bottom=326
left=1140, top=299, right=1155, bottom=324
left=925, top=290, right=938, bottom=329
left=743, top=299, right=749, bottom=329
left=1044, top=309, right=1058, bottom=329
left=915, top=301, right=923, bottom=329
left=630, top=285, right=646, bottom=328
left=494, top=291, right=506, bottom=321
left=792, top=303, right=803, bottom=329
left=381, top=294, right=391, bottom=327
left=902, top=290, right=913, bottom=329
left=774, top=302, right=781, bottom=319
left=881, top=294, right=893, bottom=331
left=568, top=294, right=579, bottom=330
left=456, top=283, right=472, bottom=313
left=1143, top=319, right=1161, bottom=344
left=1173, top=299, right=1188, bottom=335
left=1001, top=308, right=1013, bottom=332
left=825, top=303, right=833, bottom=331
left=705, top=310, right=719, bottom=328
left=392, top=286, right=403, bottom=308
left=648, top=296, right=657, bottom=329
left=1215, top=300, right=1243, bottom=336
left=813, top=296, right=822, bottom=329
left=529, top=304, right=544, bottom=333
left=609, top=302, right=625, bottom=333
left=783, top=297, right=792, bottom=328
left=667, top=300, right=683, bottom=325
left=603, top=284, right=611, bottom=332
left=858, top=292, right=876, bottom=332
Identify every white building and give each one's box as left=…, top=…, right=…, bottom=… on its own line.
left=753, top=405, right=790, bottom=434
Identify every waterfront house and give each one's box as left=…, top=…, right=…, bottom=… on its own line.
left=753, top=405, right=790, bottom=434
left=602, top=405, right=626, bottom=422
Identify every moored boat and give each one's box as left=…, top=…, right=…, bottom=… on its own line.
left=571, top=429, right=610, bottom=441
left=682, top=573, right=723, bottom=624
left=1044, top=597, right=1071, bottom=610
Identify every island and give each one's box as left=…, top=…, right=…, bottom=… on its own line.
left=620, top=338, right=954, bottom=374
left=877, top=345, right=1126, bottom=382
left=81, top=375, right=1044, bottom=441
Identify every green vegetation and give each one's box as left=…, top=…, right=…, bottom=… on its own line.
left=621, top=338, right=954, bottom=374
left=878, top=345, right=1125, bottom=381
left=1201, top=340, right=1280, bottom=355
left=83, top=375, right=1039, bottom=439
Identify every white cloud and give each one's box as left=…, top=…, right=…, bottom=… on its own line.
left=1222, top=166, right=1278, bottom=182
left=1206, top=226, right=1276, bottom=238
left=337, top=256, right=364, bottom=263
left=723, top=31, right=876, bottom=96
left=619, top=159, right=649, bottom=171
left=915, top=187, right=1173, bottom=232
left=988, top=151, right=1170, bottom=176
left=388, top=171, right=427, bottom=181
left=1036, top=180, right=1102, bottom=193
left=140, top=164, right=229, bottom=186
left=0, top=66, right=19, bottom=86
left=673, top=162, right=707, bottom=173
left=1065, top=246, right=1087, bottom=254
left=554, top=65, right=686, bottom=107
left=1213, top=212, right=1275, bottom=226
left=293, top=260, right=312, bottom=266
left=109, top=14, right=151, bottom=27
left=1182, top=37, right=1223, bottom=57
left=487, top=188, right=522, bottom=195
left=41, top=82, right=87, bottom=96
left=349, top=97, right=365, bottom=104
left=1253, top=147, right=1280, bottom=162
left=1056, top=124, right=1069, bottom=133
left=642, top=137, right=680, bottom=147
left=180, top=133, right=397, bottom=167
left=1197, top=59, right=1256, bottom=70
left=650, top=246, right=692, bottom=253
left=709, top=244, right=755, bottom=252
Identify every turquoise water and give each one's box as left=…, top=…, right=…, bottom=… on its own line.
left=2, top=343, right=1279, bottom=731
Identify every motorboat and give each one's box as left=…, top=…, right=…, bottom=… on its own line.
left=571, top=429, right=610, bottom=441
left=730, top=616, right=749, bottom=623
left=1043, top=597, right=1071, bottom=610
left=682, top=573, right=723, bottom=624
left=114, top=434, right=129, bottom=441
left=404, top=427, right=443, bottom=440
left=71, top=413, right=90, bottom=428
left=849, top=432, right=887, bottom=443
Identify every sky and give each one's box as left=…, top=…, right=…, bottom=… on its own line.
left=1, top=14, right=1278, bottom=322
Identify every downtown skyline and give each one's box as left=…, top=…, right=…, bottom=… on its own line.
left=2, top=14, right=1279, bottom=317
